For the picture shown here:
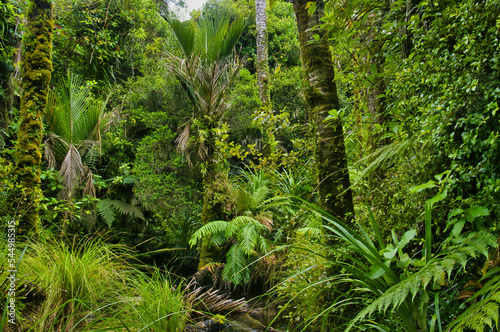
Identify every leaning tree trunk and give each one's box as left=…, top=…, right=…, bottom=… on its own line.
left=293, top=0, right=354, bottom=222
left=13, top=0, right=53, bottom=236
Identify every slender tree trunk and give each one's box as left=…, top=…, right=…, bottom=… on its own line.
left=293, top=0, right=354, bottom=222
left=255, top=0, right=270, bottom=106
left=13, top=0, right=53, bottom=236
left=198, top=130, right=231, bottom=268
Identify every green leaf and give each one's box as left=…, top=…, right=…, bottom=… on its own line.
left=452, top=219, right=466, bottom=237
left=409, top=181, right=436, bottom=193
left=465, top=206, right=489, bottom=222
left=427, top=190, right=447, bottom=207
left=367, top=260, right=390, bottom=280
left=306, top=1, right=316, bottom=15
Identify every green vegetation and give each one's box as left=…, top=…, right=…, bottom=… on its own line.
left=1, top=0, right=499, bottom=330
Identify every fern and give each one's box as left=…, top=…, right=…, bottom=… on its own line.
left=238, top=223, right=259, bottom=255
left=447, top=268, right=500, bottom=332
left=97, top=199, right=145, bottom=228
left=347, top=231, right=498, bottom=330
left=107, top=199, right=145, bottom=220
left=189, top=220, right=230, bottom=247
left=97, top=200, right=117, bottom=228
left=223, top=243, right=250, bottom=285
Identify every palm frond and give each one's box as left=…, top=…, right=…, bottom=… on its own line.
left=59, top=144, right=85, bottom=199
left=166, top=16, right=196, bottom=58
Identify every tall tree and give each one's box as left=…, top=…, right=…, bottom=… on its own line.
left=166, top=13, right=246, bottom=267
left=13, top=0, right=53, bottom=235
left=293, top=0, right=353, bottom=222
left=255, top=0, right=270, bottom=106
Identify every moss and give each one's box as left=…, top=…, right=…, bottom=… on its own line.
left=12, top=0, right=53, bottom=236
left=293, top=0, right=353, bottom=223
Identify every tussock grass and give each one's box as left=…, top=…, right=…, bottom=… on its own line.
left=22, top=235, right=134, bottom=331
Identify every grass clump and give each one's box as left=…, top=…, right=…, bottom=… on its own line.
left=22, top=235, right=134, bottom=331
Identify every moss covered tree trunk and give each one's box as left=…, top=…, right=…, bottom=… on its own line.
left=13, top=0, right=53, bottom=235
left=293, top=0, right=353, bottom=222
left=198, top=130, right=231, bottom=269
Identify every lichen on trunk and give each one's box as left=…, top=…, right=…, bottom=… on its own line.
left=293, top=0, right=354, bottom=223
left=13, top=0, right=53, bottom=236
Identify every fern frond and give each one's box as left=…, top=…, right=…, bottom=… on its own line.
left=296, top=227, right=322, bottom=237
left=238, top=223, right=259, bottom=256
left=349, top=231, right=497, bottom=330
left=97, top=200, right=117, bottom=228
left=107, top=200, right=145, bottom=220
left=223, top=243, right=250, bottom=285
left=354, top=137, right=418, bottom=181
left=189, top=221, right=230, bottom=247
left=447, top=270, right=500, bottom=332
left=230, top=216, right=259, bottom=227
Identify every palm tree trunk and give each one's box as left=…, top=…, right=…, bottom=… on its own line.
left=198, top=131, right=230, bottom=268
left=13, top=0, right=53, bottom=236
left=293, top=0, right=354, bottom=222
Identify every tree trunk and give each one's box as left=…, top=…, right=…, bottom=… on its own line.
left=13, top=0, right=53, bottom=236
left=255, top=0, right=270, bottom=106
left=198, top=131, right=231, bottom=268
left=293, top=0, right=354, bottom=222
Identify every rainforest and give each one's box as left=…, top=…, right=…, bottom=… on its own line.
left=1, top=0, right=499, bottom=330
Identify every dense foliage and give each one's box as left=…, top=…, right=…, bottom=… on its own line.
left=1, top=0, right=499, bottom=330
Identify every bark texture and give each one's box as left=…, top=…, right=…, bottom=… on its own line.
left=255, top=0, right=270, bottom=106
left=14, top=0, right=53, bottom=235
left=199, top=138, right=232, bottom=268
left=293, top=0, right=354, bottom=222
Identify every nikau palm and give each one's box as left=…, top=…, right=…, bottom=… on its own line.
left=45, top=71, right=113, bottom=200
left=166, top=13, right=246, bottom=267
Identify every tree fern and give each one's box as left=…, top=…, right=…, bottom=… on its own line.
left=223, top=243, right=251, bottom=285
left=97, top=200, right=117, bottom=228
left=189, top=221, right=230, bottom=247
left=190, top=215, right=269, bottom=285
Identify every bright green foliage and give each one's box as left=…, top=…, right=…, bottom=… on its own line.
left=293, top=199, right=499, bottom=332
left=190, top=215, right=270, bottom=285
left=23, top=236, right=135, bottom=330
left=52, top=0, right=169, bottom=81
left=128, top=270, right=187, bottom=331
left=386, top=0, right=500, bottom=215
left=45, top=71, right=113, bottom=201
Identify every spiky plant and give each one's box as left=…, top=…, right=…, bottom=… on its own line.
left=44, top=70, right=113, bottom=201
left=279, top=197, right=499, bottom=332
